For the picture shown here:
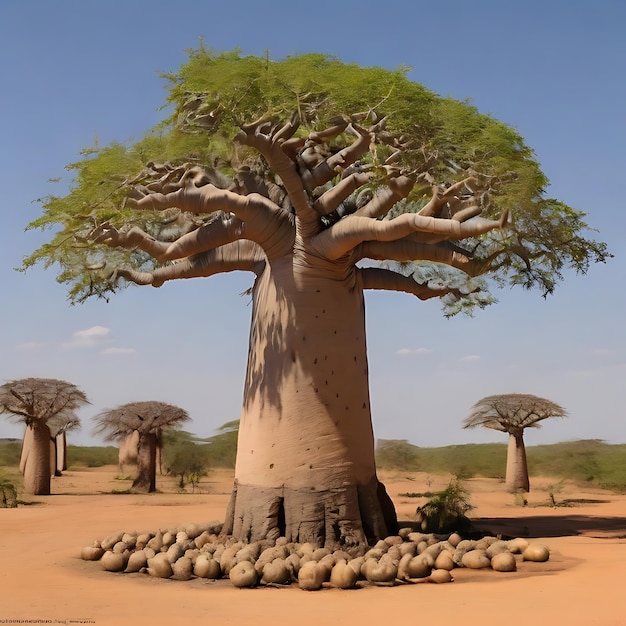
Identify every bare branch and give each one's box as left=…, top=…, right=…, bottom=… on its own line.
left=313, top=210, right=507, bottom=261
left=115, top=240, right=265, bottom=287
left=360, top=267, right=478, bottom=301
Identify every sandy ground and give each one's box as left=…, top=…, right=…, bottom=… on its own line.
left=1, top=466, right=625, bottom=626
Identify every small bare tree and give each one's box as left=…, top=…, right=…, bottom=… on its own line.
left=93, top=401, right=189, bottom=493
left=463, top=393, right=567, bottom=492
left=0, top=378, right=88, bottom=495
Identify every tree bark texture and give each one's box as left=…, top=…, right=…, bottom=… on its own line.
left=20, top=423, right=52, bottom=495
left=118, top=430, right=139, bottom=471
left=131, top=432, right=157, bottom=493
left=505, top=430, right=530, bottom=493
left=57, top=432, right=67, bottom=472
left=222, top=257, right=397, bottom=548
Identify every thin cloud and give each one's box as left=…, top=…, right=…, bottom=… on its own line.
left=16, top=341, right=46, bottom=351
left=396, top=347, right=433, bottom=356
left=62, top=326, right=112, bottom=349
left=459, top=355, right=480, bottom=362
left=101, top=347, right=136, bottom=355
left=590, top=348, right=610, bottom=356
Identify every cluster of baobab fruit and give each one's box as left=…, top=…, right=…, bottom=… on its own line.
left=81, top=521, right=550, bottom=590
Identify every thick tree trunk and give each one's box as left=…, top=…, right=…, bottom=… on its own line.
left=223, top=258, right=397, bottom=549
left=505, top=430, right=530, bottom=493
left=131, top=432, right=157, bottom=493
left=57, top=432, right=67, bottom=472
left=20, top=423, right=52, bottom=495
left=49, top=439, right=61, bottom=476
left=118, top=430, right=139, bottom=472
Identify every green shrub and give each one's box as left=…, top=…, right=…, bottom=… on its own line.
left=0, top=474, right=18, bottom=508
left=66, top=445, right=118, bottom=467
left=0, top=440, right=22, bottom=467
left=415, top=480, right=474, bottom=533
left=162, top=430, right=211, bottom=490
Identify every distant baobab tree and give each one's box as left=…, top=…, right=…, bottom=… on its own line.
left=0, top=378, right=89, bottom=495
left=94, top=401, right=189, bottom=493
left=463, top=393, right=567, bottom=492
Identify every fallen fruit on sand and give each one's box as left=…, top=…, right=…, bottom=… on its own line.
left=81, top=524, right=551, bottom=590
left=523, top=543, right=551, bottom=562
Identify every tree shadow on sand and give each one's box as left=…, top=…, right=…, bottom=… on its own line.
left=471, top=514, right=626, bottom=539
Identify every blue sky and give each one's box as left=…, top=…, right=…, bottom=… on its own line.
left=0, top=0, right=624, bottom=448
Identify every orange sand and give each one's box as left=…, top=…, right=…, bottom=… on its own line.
left=1, top=467, right=624, bottom=626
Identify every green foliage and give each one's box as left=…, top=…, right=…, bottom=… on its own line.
left=203, top=420, right=239, bottom=469
left=66, top=445, right=118, bottom=468
left=0, top=440, right=21, bottom=466
left=415, top=480, right=474, bottom=533
left=20, top=47, right=610, bottom=310
left=376, top=440, right=506, bottom=479
left=0, top=473, right=18, bottom=508
left=527, top=440, right=626, bottom=493
left=162, top=430, right=211, bottom=490
left=376, top=439, right=626, bottom=492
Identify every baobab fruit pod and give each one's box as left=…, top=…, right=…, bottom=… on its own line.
left=183, top=523, right=203, bottom=540
left=404, top=555, right=431, bottom=579
left=229, top=561, right=258, bottom=588
left=146, top=532, right=163, bottom=552
left=81, top=546, right=104, bottom=561
left=172, top=556, right=193, bottom=580
left=101, top=550, right=126, bottom=572
left=507, top=538, right=529, bottom=554
left=261, top=558, right=291, bottom=585
left=220, top=542, right=244, bottom=575
left=434, top=550, right=455, bottom=571
left=165, top=543, right=184, bottom=564
left=461, top=549, right=491, bottom=569
left=491, top=552, right=517, bottom=572
left=194, top=555, right=221, bottom=579
left=296, top=542, right=317, bottom=558
left=522, top=543, right=550, bottom=562
left=147, top=552, right=173, bottom=578
left=398, top=541, right=417, bottom=557
left=348, top=557, right=365, bottom=577
left=298, top=561, right=325, bottom=591
left=194, top=531, right=211, bottom=549
left=316, top=554, right=336, bottom=581
left=125, top=550, right=148, bottom=573
left=362, top=555, right=397, bottom=583
left=447, top=532, right=463, bottom=548
left=486, top=540, right=509, bottom=559
left=285, top=552, right=301, bottom=578
left=100, top=531, right=124, bottom=551
left=329, top=559, right=359, bottom=589
left=428, top=569, right=454, bottom=584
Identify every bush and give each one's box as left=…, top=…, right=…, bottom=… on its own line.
left=162, top=431, right=211, bottom=490
left=0, top=475, right=18, bottom=508
left=415, top=480, right=474, bottom=533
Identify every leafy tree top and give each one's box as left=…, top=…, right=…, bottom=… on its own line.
left=0, top=378, right=89, bottom=429
left=93, top=400, right=189, bottom=441
left=463, top=393, right=568, bottom=433
left=21, top=47, right=610, bottom=313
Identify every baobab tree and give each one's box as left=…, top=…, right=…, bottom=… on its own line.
left=93, top=401, right=189, bottom=493
left=0, top=378, right=89, bottom=495
left=50, top=415, right=81, bottom=476
left=23, top=50, right=608, bottom=546
left=463, top=393, right=568, bottom=492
